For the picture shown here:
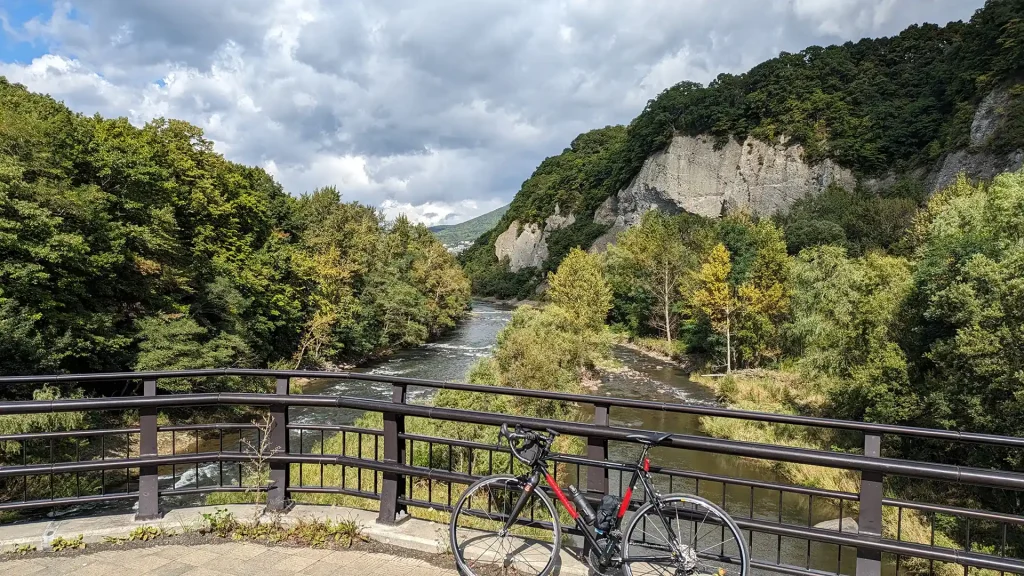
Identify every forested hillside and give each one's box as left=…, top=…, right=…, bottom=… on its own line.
left=429, top=204, right=509, bottom=249
left=0, top=78, right=470, bottom=384
left=464, top=0, right=1024, bottom=297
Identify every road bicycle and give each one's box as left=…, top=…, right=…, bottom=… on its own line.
left=449, top=424, right=750, bottom=576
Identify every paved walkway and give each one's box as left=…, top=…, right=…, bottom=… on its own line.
left=0, top=541, right=456, bottom=576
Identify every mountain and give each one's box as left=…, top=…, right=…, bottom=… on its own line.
left=429, top=205, right=509, bottom=251
left=462, top=0, right=1024, bottom=299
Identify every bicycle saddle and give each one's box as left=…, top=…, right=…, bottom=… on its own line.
left=626, top=432, right=674, bottom=446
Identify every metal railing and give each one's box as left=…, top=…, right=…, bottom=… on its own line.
left=0, top=369, right=1022, bottom=575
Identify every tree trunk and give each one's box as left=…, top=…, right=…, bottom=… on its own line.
left=725, top=306, right=732, bottom=374
left=663, top=269, right=672, bottom=347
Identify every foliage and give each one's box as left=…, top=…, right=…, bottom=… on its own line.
left=690, top=244, right=736, bottom=372
left=430, top=204, right=509, bottom=246
left=7, top=544, right=36, bottom=555
left=547, top=248, right=612, bottom=333
left=49, top=535, right=85, bottom=552
left=199, top=508, right=366, bottom=548
left=898, top=171, right=1024, bottom=469
left=606, top=211, right=710, bottom=345
left=0, top=386, right=85, bottom=443
left=778, top=183, right=921, bottom=256
left=787, top=247, right=913, bottom=377
left=467, top=0, right=1024, bottom=290
left=0, top=79, right=470, bottom=385
left=733, top=220, right=792, bottom=367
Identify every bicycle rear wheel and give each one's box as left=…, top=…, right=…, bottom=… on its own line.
left=449, top=474, right=561, bottom=576
left=621, top=493, right=749, bottom=576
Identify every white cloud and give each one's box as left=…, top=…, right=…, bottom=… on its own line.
left=0, top=0, right=984, bottom=225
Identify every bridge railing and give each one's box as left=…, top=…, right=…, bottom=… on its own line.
left=1, top=369, right=1023, bottom=576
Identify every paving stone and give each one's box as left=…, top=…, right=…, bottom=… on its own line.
left=21, top=542, right=459, bottom=575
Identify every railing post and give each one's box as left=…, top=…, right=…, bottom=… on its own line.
left=267, top=377, right=291, bottom=513
left=857, top=432, right=883, bottom=576
left=587, top=403, right=610, bottom=496
left=136, top=378, right=160, bottom=521
left=378, top=382, right=408, bottom=525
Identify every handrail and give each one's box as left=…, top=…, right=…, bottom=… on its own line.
left=2, top=369, right=1023, bottom=575
left=2, top=368, right=1023, bottom=448
left=2, top=391, right=1020, bottom=490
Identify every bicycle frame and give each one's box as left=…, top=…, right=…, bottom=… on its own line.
left=499, top=445, right=681, bottom=565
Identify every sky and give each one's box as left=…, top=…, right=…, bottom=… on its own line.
left=0, top=0, right=985, bottom=226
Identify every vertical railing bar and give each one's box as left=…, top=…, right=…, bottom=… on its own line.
left=75, top=440, right=81, bottom=498
left=219, top=429, right=224, bottom=488
left=586, top=403, right=610, bottom=497
left=341, top=432, right=347, bottom=489
left=378, top=382, right=408, bottom=524
left=321, top=430, right=325, bottom=489
left=777, top=490, right=783, bottom=565
left=100, top=435, right=105, bottom=496
left=137, top=378, right=160, bottom=520
left=48, top=438, right=53, bottom=501
left=267, top=376, right=290, bottom=512
left=856, top=432, right=883, bottom=576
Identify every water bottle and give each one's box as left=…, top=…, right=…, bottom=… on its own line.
left=566, top=484, right=596, bottom=525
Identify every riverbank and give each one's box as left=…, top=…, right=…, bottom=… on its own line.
left=691, top=370, right=961, bottom=575
left=608, top=332, right=699, bottom=370
left=472, top=295, right=540, bottom=307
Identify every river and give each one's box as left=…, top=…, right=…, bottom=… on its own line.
left=55, top=300, right=848, bottom=573
left=296, top=300, right=853, bottom=574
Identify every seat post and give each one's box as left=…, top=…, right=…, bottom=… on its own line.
left=636, top=444, right=652, bottom=467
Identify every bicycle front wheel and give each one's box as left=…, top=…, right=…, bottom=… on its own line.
left=621, top=493, right=749, bottom=576
left=449, top=474, right=561, bottom=576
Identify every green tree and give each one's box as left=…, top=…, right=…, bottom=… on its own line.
left=901, top=170, right=1024, bottom=462
left=692, top=244, right=735, bottom=373
left=734, top=220, right=792, bottom=367
left=547, top=248, right=612, bottom=332
left=606, top=212, right=691, bottom=347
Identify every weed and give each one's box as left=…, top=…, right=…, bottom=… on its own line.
left=289, top=517, right=367, bottom=548
left=201, top=508, right=239, bottom=538
left=7, top=544, right=36, bottom=555
left=49, top=535, right=85, bottom=552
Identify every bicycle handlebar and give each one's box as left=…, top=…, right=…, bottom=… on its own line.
left=499, top=423, right=556, bottom=465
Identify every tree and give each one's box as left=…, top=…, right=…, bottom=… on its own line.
left=692, top=244, right=735, bottom=373
left=901, top=170, right=1024, bottom=464
left=547, top=248, right=612, bottom=332
left=606, top=211, right=690, bottom=347
left=734, top=220, right=792, bottom=367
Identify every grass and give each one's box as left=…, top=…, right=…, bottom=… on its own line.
left=692, top=370, right=985, bottom=576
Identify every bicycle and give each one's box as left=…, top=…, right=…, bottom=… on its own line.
left=449, top=424, right=750, bottom=576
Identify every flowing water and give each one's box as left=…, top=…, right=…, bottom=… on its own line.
left=294, top=300, right=852, bottom=574
left=46, top=299, right=849, bottom=572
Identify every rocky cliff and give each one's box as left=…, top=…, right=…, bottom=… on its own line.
left=495, top=87, right=1023, bottom=264
left=494, top=206, right=575, bottom=272
left=588, top=134, right=855, bottom=250
left=928, top=88, right=1023, bottom=193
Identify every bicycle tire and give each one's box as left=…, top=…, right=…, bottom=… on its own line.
left=621, top=493, right=750, bottom=576
left=449, top=473, right=561, bottom=576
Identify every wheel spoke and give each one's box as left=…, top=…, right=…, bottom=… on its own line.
left=622, top=495, right=748, bottom=576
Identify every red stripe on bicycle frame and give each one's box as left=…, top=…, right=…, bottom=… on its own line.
left=544, top=473, right=578, bottom=520
left=616, top=487, right=633, bottom=518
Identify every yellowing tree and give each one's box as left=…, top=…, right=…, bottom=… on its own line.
left=547, top=248, right=612, bottom=333
left=735, top=220, right=791, bottom=367
left=692, top=243, right=735, bottom=373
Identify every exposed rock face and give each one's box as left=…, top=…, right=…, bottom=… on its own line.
left=596, top=135, right=855, bottom=230
left=929, top=88, right=1023, bottom=192
left=494, top=205, right=576, bottom=272
left=590, top=134, right=855, bottom=251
